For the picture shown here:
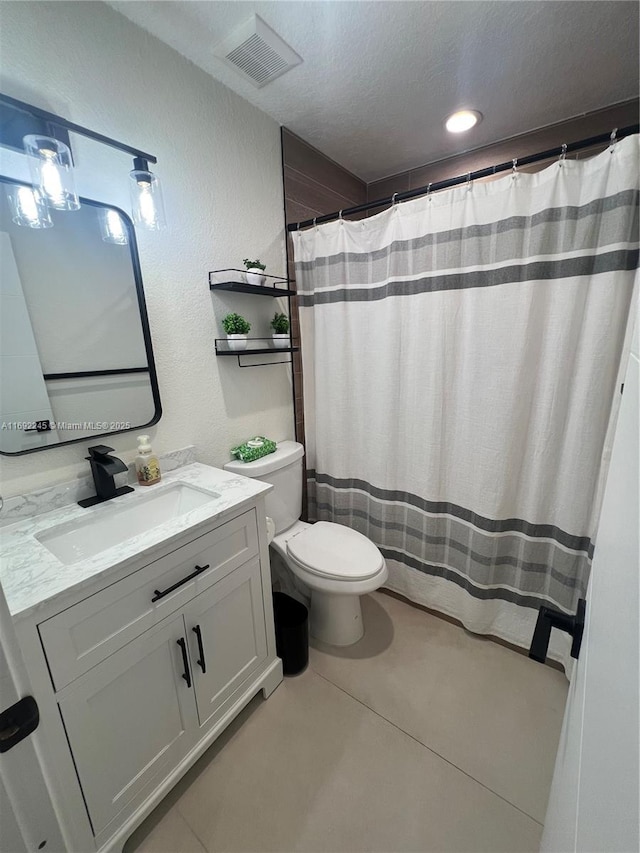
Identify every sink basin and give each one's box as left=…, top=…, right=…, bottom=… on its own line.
left=36, top=484, right=220, bottom=565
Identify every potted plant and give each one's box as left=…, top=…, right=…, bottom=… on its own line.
left=243, top=258, right=266, bottom=286
left=270, top=312, right=290, bottom=349
left=222, top=312, right=251, bottom=350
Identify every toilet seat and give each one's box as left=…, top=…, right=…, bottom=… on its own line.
left=286, top=521, right=384, bottom=581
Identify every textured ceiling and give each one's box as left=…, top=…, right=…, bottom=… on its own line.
left=108, top=1, right=639, bottom=182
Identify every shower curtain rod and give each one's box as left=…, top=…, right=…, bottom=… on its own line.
left=287, top=123, right=639, bottom=232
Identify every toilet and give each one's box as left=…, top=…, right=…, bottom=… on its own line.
left=224, top=441, right=388, bottom=646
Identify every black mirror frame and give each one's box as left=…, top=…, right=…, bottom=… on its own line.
left=0, top=175, right=162, bottom=456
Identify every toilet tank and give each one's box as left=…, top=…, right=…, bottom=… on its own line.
left=223, top=441, right=305, bottom=534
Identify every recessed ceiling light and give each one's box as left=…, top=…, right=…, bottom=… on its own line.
left=445, top=110, right=482, bottom=134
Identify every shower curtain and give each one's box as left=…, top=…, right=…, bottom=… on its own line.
left=292, top=135, right=638, bottom=667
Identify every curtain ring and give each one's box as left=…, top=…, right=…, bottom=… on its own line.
left=313, top=217, right=317, bottom=229
left=391, top=192, right=398, bottom=206
left=559, top=143, right=567, bottom=166
left=511, top=158, right=518, bottom=180
left=339, top=210, right=343, bottom=222
left=427, top=182, right=432, bottom=200
left=297, top=222, right=300, bottom=231
left=466, top=172, right=472, bottom=191
left=610, top=128, right=618, bottom=152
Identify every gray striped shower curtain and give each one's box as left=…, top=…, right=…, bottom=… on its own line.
left=292, top=136, right=638, bottom=668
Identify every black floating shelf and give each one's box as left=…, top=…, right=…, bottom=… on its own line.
left=215, top=338, right=298, bottom=356
left=210, top=281, right=296, bottom=297
left=216, top=346, right=299, bottom=356
left=215, top=338, right=298, bottom=368
left=209, top=269, right=295, bottom=297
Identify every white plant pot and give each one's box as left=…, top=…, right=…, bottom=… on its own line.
left=272, top=334, right=290, bottom=349
left=245, top=268, right=266, bottom=286
left=227, top=334, right=248, bottom=351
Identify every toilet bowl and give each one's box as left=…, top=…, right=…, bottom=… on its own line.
left=271, top=519, right=388, bottom=645
left=224, top=442, right=387, bottom=646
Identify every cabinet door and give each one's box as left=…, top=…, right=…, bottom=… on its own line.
left=186, top=558, right=267, bottom=728
left=58, top=613, right=198, bottom=836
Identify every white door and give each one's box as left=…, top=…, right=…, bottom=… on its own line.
left=541, top=324, right=639, bottom=852
left=0, top=582, right=66, bottom=852
left=58, top=612, right=199, bottom=837
left=185, top=558, right=267, bottom=728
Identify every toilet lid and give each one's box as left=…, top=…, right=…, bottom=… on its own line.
left=286, top=521, right=384, bottom=580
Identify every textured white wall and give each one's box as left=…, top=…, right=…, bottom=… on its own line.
left=0, top=1, right=293, bottom=497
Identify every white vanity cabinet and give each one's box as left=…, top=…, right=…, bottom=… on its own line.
left=186, top=558, right=267, bottom=728
left=11, top=492, right=283, bottom=853
left=57, top=612, right=199, bottom=837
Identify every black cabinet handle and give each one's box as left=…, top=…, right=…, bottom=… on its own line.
left=176, top=637, right=191, bottom=687
left=151, top=564, right=210, bottom=603
left=192, top=625, right=206, bottom=674
left=0, top=696, right=39, bottom=753
left=529, top=599, right=586, bottom=664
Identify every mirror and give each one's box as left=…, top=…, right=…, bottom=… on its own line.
left=0, top=176, right=161, bottom=455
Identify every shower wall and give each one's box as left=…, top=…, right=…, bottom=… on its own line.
left=281, top=129, right=366, bottom=516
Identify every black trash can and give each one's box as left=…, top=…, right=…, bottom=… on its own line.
left=272, top=592, right=309, bottom=675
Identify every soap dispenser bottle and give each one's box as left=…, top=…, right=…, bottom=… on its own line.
left=135, top=435, right=161, bottom=486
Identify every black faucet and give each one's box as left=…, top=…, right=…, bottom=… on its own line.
left=78, top=445, right=135, bottom=508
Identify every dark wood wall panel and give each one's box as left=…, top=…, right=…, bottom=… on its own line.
left=284, top=130, right=368, bottom=205
left=368, top=100, right=639, bottom=204
left=282, top=129, right=367, bottom=515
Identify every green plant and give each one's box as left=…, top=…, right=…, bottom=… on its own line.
left=243, top=258, right=266, bottom=271
left=270, top=312, right=290, bottom=334
left=222, top=313, right=251, bottom=335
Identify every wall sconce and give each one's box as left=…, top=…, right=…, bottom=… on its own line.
left=2, top=94, right=164, bottom=233
left=99, top=208, right=129, bottom=245
left=5, top=185, right=53, bottom=229
left=23, top=134, right=80, bottom=211
left=129, top=157, right=166, bottom=231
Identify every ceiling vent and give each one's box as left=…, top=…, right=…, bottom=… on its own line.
left=213, top=15, right=302, bottom=88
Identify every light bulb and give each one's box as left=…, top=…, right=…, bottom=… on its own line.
left=6, top=185, right=53, bottom=229
left=129, top=160, right=166, bottom=231
left=138, top=185, right=157, bottom=228
left=445, top=110, right=482, bottom=134
left=40, top=157, right=66, bottom=207
left=23, top=135, right=80, bottom=211
left=16, top=187, right=40, bottom=222
left=100, top=208, right=128, bottom=245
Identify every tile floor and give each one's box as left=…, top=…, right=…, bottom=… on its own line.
left=125, top=591, right=568, bottom=853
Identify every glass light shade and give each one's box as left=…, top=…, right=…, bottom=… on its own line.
left=129, top=169, right=166, bottom=231
left=6, top=185, right=53, bottom=229
left=99, top=208, right=129, bottom=245
left=23, top=135, right=80, bottom=211
left=445, top=110, right=482, bottom=133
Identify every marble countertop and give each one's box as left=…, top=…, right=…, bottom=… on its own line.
left=0, top=463, right=271, bottom=621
